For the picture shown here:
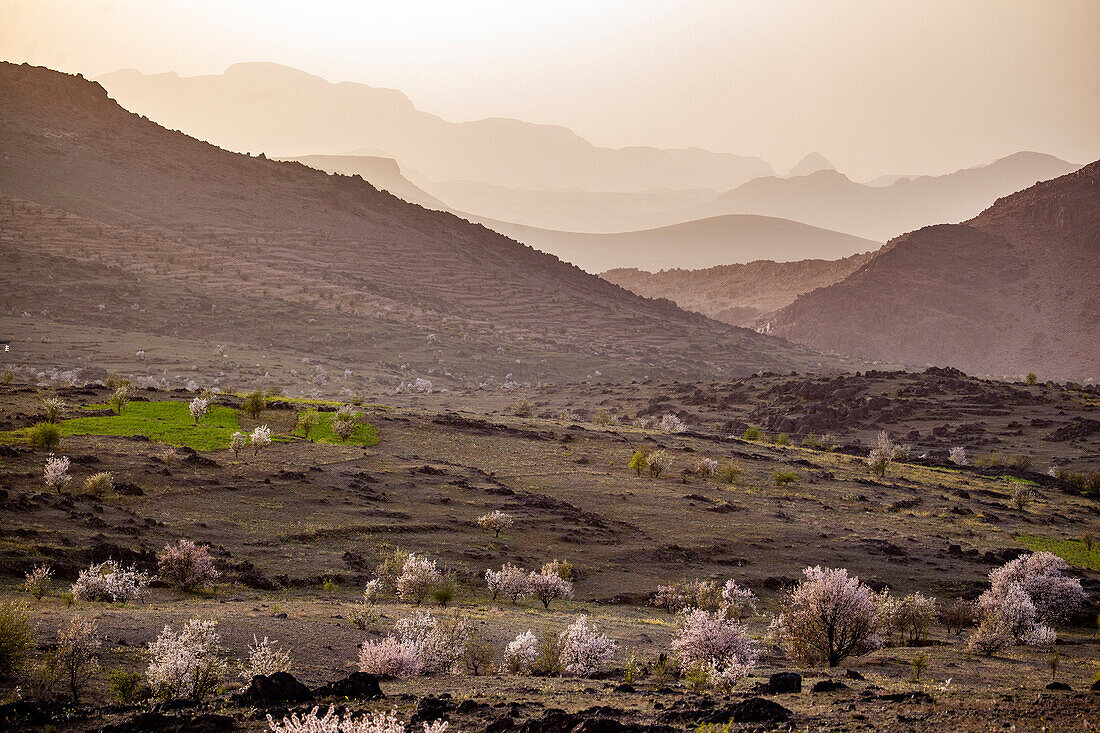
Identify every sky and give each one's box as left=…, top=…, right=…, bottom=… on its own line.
left=2, top=0, right=1098, bottom=179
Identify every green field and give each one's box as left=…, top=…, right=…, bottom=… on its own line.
left=291, top=409, right=379, bottom=446
left=1016, top=533, right=1100, bottom=571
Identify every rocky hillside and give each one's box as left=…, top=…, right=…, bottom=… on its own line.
left=602, top=252, right=874, bottom=326
left=764, top=162, right=1100, bottom=380
left=0, top=63, right=836, bottom=392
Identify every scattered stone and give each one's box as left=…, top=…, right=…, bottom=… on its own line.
left=765, top=671, right=802, bottom=694
left=812, top=680, right=849, bottom=693
left=313, top=672, right=383, bottom=700
left=1045, top=682, right=1072, bottom=691
left=232, top=672, right=313, bottom=707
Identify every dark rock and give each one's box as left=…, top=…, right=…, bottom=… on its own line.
left=232, top=672, right=313, bottom=707
left=313, top=672, right=383, bottom=700
left=812, top=680, right=849, bottom=693
left=100, top=712, right=235, bottom=732
left=724, top=697, right=793, bottom=724
left=845, top=669, right=865, bottom=680
left=765, top=671, right=802, bottom=694
left=877, top=691, right=934, bottom=704
left=1045, top=681, right=1072, bottom=691
left=411, top=696, right=455, bottom=724
left=613, top=683, right=636, bottom=693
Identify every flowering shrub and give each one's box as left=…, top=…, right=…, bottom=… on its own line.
left=84, top=471, right=114, bottom=497
left=109, top=385, right=132, bottom=414
left=230, top=431, right=248, bottom=457
left=976, top=552, right=1086, bottom=645
left=866, top=430, right=907, bottom=477
left=357, top=637, right=423, bottom=677
left=147, top=619, right=227, bottom=701
left=939, top=597, right=975, bottom=635
left=502, top=630, right=540, bottom=674
left=670, top=608, right=758, bottom=689
left=43, top=396, right=66, bottom=423
left=774, top=566, right=880, bottom=666
left=884, top=592, right=938, bottom=645
left=23, top=564, right=52, bottom=599
left=647, top=450, right=673, bottom=478
left=394, top=611, right=470, bottom=674
left=485, top=563, right=529, bottom=602
left=158, top=539, right=220, bottom=591
left=268, top=707, right=449, bottom=733
left=720, top=579, right=758, bottom=620
left=693, top=458, right=718, bottom=476
left=333, top=406, right=357, bottom=441
left=396, top=554, right=443, bottom=605
left=558, top=615, right=616, bottom=677
left=527, top=570, right=573, bottom=609
left=44, top=454, right=72, bottom=493
left=476, top=510, right=514, bottom=537
left=251, top=425, right=272, bottom=456
left=541, top=559, right=574, bottom=580
left=189, top=396, right=209, bottom=423
left=240, top=635, right=292, bottom=679
left=72, top=560, right=151, bottom=603
left=949, top=446, right=968, bottom=466
left=967, top=616, right=1013, bottom=655
left=54, top=615, right=101, bottom=703
left=659, top=413, right=687, bottom=433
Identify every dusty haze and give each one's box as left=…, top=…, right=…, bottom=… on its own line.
left=2, top=0, right=1098, bottom=180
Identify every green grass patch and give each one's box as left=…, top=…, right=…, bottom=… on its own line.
left=1016, top=534, right=1100, bottom=571
left=998, top=475, right=1039, bottom=486
left=292, top=410, right=379, bottom=446
left=3, top=401, right=242, bottom=451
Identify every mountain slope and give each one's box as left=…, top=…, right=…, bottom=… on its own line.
left=602, top=252, right=875, bottom=326
left=96, top=63, right=774, bottom=192
left=484, top=215, right=880, bottom=273
left=764, top=162, right=1100, bottom=380
left=680, top=152, right=1082, bottom=241
left=788, top=152, right=834, bottom=177
left=279, top=155, right=449, bottom=210
left=0, top=62, right=834, bottom=391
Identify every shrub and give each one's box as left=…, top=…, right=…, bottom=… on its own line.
left=651, top=584, right=688, bottom=614
left=593, top=408, right=618, bottom=426
left=647, top=449, right=672, bottom=478
left=72, top=560, right=151, bottom=603
left=721, top=579, right=758, bottom=620
left=463, top=629, right=493, bottom=675
left=939, top=597, right=975, bottom=635
left=628, top=447, right=649, bottom=476
left=659, top=412, right=687, bottom=433
left=773, top=432, right=790, bottom=446
left=105, top=373, right=131, bottom=389
left=109, top=669, right=147, bottom=705
left=486, top=563, right=530, bottom=603
left=43, top=396, right=66, bottom=423
left=503, top=630, right=540, bottom=674
left=358, top=637, right=423, bottom=677
left=1, top=369, right=13, bottom=384
left=967, top=616, right=1013, bottom=655
left=693, top=457, right=718, bottom=476
left=949, top=447, right=968, bottom=466
left=23, top=564, right=52, bottom=599
left=978, top=552, right=1086, bottom=632
left=866, top=430, right=906, bottom=477
left=348, top=601, right=379, bottom=630
left=558, top=615, right=617, bottom=677
left=268, top=707, right=448, bottom=733
left=29, top=421, right=62, bottom=450
left=296, top=411, right=320, bottom=440
left=158, top=539, right=219, bottom=592
left=1010, top=454, right=1033, bottom=471
left=109, top=385, right=132, bottom=414
left=773, top=470, right=798, bottom=486
left=670, top=608, right=758, bottom=686
left=542, top=559, right=574, bottom=581
left=242, top=390, right=266, bottom=419
left=1025, top=372, right=1038, bottom=385
left=374, top=548, right=411, bottom=594
left=394, top=610, right=470, bottom=674
left=527, top=570, right=573, bottom=608
left=477, top=510, right=514, bottom=537
left=507, top=399, right=534, bottom=417
left=147, top=619, right=227, bottom=701
left=396, top=554, right=443, bottom=605
left=0, top=600, right=35, bottom=684
left=716, top=460, right=741, bottom=485
left=84, top=471, right=114, bottom=497
left=44, top=453, right=72, bottom=493
left=431, top=578, right=457, bottom=608
left=775, top=566, right=880, bottom=666
left=1011, top=484, right=1033, bottom=511
left=886, top=592, right=938, bottom=645
left=534, top=631, right=564, bottom=675
left=332, top=408, right=357, bottom=441
left=240, top=635, right=292, bottom=679
left=230, top=431, right=248, bottom=458
left=910, top=653, right=928, bottom=682
left=189, top=396, right=209, bottom=423
left=53, top=615, right=101, bottom=703
left=251, top=424, right=272, bottom=455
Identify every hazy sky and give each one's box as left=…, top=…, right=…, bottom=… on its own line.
left=2, top=0, right=1098, bottom=179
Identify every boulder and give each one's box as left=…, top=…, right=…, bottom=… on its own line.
left=765, top=672, right=802, bottom=694
left=313, top=672, right=383, bottom=700
left=232, top=672, right=313, bottom=707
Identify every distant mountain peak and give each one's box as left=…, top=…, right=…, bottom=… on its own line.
left=788, top=152, right=835, bottom=177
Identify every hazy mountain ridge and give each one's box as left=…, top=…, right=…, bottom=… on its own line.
left=764, top=161, right=1100, bottom=380
left=602, top=252, right=875, bottom=326
left=97, top=62, right=775, bottom=192
left=0, top=62, right=835, bottom=389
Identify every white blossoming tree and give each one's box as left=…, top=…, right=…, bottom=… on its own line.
left=557, top=615, right=616, bottom=677
left=146, top=618, right=227, bottom=701
left=476, top=510, right=514, bottom=537
left=774, top=566, right=880, bottom=667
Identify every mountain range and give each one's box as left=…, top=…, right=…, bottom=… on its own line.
left=0, top=62, right=835, bottom=391
left=97, top=63, right=774, bottom=192
left=763, top=162, right=1100, bottom=380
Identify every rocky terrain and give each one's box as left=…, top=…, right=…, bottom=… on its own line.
left=601, top=253, right=874, bottom=326
left=764, top=161, right=1100, bottom=381
left=0, top=62, right=839, bottom=395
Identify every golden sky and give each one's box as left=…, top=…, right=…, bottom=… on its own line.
left=2, top=0, right=1097, bottom=179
